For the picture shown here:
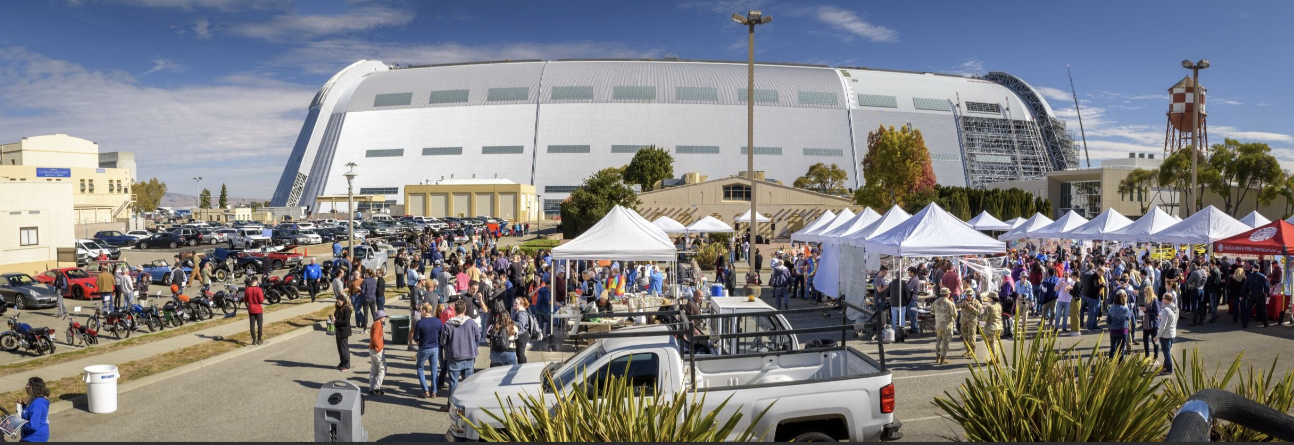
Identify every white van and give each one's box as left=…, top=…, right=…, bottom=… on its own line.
left=369, top=214, right=394, bottom=223
left=231, top=228, right=270, bottom=249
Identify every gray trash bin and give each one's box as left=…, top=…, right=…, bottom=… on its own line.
left=314, top=380, right=367, bottom=442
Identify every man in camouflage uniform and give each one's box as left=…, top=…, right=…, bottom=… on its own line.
left=958, top=290, right=984, bottom=359
left=932, top=288, right=958, bottom=365
left=980, top=292, right=1004, bottom=364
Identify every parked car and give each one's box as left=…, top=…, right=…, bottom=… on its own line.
left=124, top=230, right=153, bottom=240
left=93, top=230, right=136, bottom=247
left=84, top=260, right=140, bottom=282
left=196, top=228, right=223, bottom=245
left=33, top=268, right=99, bottom=300
left=76, top=239, right=120, bottom=264
left=0, top=273, right=60, bottom=310
left=135, top=232, right=188, bottom=249
left=166, top=228, right=201, bottom=246
left=239, top=245, right=305, bottom=270
left=213, top=228, right=239, bottom=243
left=138, top=260, right=192, bottom=285
left=231, top=228, right=271, bottom=249
left=301, top=228, right=334, bottom=244
left=271, top=229, right=310, bottom=246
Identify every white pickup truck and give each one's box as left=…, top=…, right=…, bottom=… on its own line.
left=446, top=324, right=901, bottom=442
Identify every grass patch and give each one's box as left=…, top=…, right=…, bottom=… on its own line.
left=0, top=293, right=330, bottom=376
left=0, top=306, right=334, bottom=410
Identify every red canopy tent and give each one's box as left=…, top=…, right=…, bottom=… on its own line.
left=1213, top=220, right=1293, bottom=321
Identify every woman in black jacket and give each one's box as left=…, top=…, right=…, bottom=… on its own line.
left=332, top=295, right=353, bottom=371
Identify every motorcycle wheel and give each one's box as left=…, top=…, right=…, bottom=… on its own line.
left=0, top=334, right=17, bottom=351
left=222, top=300, right=238, bottom=316
left=87, top=316, right=100, bottom=332
left=153, top=315, right=165, bottom=331
left=286, top=285, right=300, bottom=300
left=169, top=314, right=184, bottom=328
left=197, top=304, right=213, bottom=321
left=117, top=320, right=132, bottom=338
left=87, top=334, right=99, bottom=345
left=36, top=337, right=53, bottom=355
left=266, top=289, right=282, bottom=305
left=145, top=316, right=159, bottom=332
left=65, top=328, right=77, bottom=346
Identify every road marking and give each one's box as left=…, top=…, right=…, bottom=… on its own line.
left=893, top=370, right=972, bottom=380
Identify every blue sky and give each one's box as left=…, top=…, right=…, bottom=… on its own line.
left=2, top=0, right=1291, bottom=198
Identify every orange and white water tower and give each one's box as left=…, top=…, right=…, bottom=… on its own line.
left=1165, top=76, right=1208, bottom=154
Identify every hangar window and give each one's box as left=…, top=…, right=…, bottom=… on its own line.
left=359, top=187, right=399, bottom=195
left=482, top=146, right=525, bottom=155
left=373, top=92, right=413, bottom=107
left=929, top=152, right=961, bottom=162
left=423, top=147, right=463, bottom=156
left=487, top=87, right=530, bottom=101
left=913, top=97, right=952, bottom=111
left=858, top=94, right=897, bottom=108
left=611, top=145, right=647, bottom=154
left=551, top=86, right=594, bottom=100
left=740, top=146, right=783, bottom=155
left=797, top=91, right=838, bottom=105
left=365, top=149, right=404, bottom=158
left=803, top=148, right=844, bottom=157
left=676, top=145, right=720, bottom=154
left=974, top=154, right=1012, bottom=164
left=675, top=87, right=717, bottom=102
left=613, top=86, right=657, bottom=101
left=546, top=186, right=579, bottom=193
left=547, top=145, right=591, bottom=154
left=966, top=102, right=1002, bottom=114
left=723, top=184, right=751, bottom=202
left=429, top=89, right=470, bottom=104
left=737, top=89, right=778, bottom=103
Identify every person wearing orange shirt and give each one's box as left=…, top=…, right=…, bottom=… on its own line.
left=368, top=310, right=387, bottom=395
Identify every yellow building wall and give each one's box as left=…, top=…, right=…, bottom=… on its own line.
left=0, top=134, right=100, bottom=169
left=0, top=181, right=76, bottom=275
left=404, top=183, right=540, bottom=222
left=0, top=165, right=133, bottom=223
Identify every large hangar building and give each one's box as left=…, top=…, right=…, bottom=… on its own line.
left=271, top=58, right=1076, bottom=216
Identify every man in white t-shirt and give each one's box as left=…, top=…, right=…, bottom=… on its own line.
left=1053, top=269, right=1075, bottom=333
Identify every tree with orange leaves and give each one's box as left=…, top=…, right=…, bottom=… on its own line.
left=855, top=124, right=938, bottom=211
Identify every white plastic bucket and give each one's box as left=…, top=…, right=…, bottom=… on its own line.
left=83, top=365, right=119, bottom=414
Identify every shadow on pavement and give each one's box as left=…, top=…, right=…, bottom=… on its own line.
left=266, top=359, right=336, bottom=370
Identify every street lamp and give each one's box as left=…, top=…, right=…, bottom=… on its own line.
left=733, top=9, right=770, bottom=273
left=343, top=162, right=357, bottom=261
left=193, top=177, right=203, bottom=209
left=1181, top=59, right=1208, bottom=214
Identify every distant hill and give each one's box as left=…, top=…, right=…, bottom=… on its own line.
left=161, top=192, right=266, bottom=208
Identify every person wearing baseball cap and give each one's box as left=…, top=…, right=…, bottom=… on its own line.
left=368, top=310, right=388, bottom=395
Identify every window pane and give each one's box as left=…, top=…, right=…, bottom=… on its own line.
left=487, top=87, right=529, bottom=101
left=912, top=97, right=952, bottom=111
left=482, top=145, right=524, bottom=155
left=545, top=186, right=578, bottom=193
left=373, top=92, right=413, bottom=107
left=365, top=149, right=404, bottom=158
left=611, top=145, right=647, bottom=154
left=612, top=86, right=656, bottom=101
left=429, top=89, right=470, bottom=104
left=422, top=147, right=463, bottom=156
left=740, top=146, right=782, bottom=156
left=675, top=87, right=717, bottom=101
left=676, top=145, right=720, bottom=154
left=587, top=354, right=659, bottom=397
left=551, top=86, right=594, bottom=100
left=797, top=91, right=838, bottom=105
left=547, top=145, right=591, bottom=154
left=858, top=94, right=897, bottom=108
left=966, top=102, right=1002, bottom=113
left=803, top=148, right=844, bottom=157
left=737, top=89, right=778, bottom=103
left=358, top=187, right=398, bottom=195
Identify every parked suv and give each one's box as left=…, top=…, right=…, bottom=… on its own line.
left=167, top=228, right=201, bottom=246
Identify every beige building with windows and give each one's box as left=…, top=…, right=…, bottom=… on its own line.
left=636, top=173, right=861, bottom=239
left=0, top=181, right=75, bottom=274
left=0, top=134, right=135, bottom=229
left=403, top=179, right=541, bottom=222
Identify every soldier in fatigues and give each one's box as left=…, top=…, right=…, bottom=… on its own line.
left=958, top=290, right=983, bottom=359
left=932, top=288, right=958, bottom=365
left=981, top=292, right=1004, bottom=364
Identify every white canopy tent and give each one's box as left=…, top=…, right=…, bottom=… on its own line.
left=651, top=216, right=689, bottom=234
left=967, top=211, right=1012, bottom=231
left=818, top=207, right=881, bottom=243
left=842, top=206, right=912, bottom=247
left=734, top=210, right=771, bottom=223
left=791, top=210, right=836, bottom=242
left=1029, top=210, right=1090, bottom=239
left=1155, top=205, right=1251, bottom=245
left=551, top=205, right=676, bottom=261
left=1005, top=217, right=1025, bottom=229
left=1240, top=211, right=1271, bottom=228
left=1066, top=208, right=1134, bottom=240
left=863, top=202, right=1007, bottom=257
left=837, top=205, right=911, bottom=321
left=1104, top=206, right=1180, bottom=243
left=998, top=213, right=1054, bottom=241
left=685, top=216, right=735, bottom=234
left=802, top=208, right=856, bottom=243
left=813, top=208, right=881, bottom=304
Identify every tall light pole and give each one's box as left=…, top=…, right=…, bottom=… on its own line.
left=732, top=9, right=770, bottom=272
left=343, top=162, right=358, bottom=261
left=1181, top=59, right=1208, bottom=214
left=193, top=177, right=203, bottom=208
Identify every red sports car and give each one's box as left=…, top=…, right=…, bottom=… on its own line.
left=34, top=267, right=100, bottom=300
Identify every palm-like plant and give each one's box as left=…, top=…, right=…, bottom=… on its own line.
left=1164, top=349, right=1294, bottom=442
left=467, top=372, right=772, bottom=442
left=934, top=327, right=1173, bottom=442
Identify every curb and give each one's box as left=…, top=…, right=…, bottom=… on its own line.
left=48, top=324, right=318, bottom=416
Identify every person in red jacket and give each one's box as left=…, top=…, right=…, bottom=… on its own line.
left=245, top=276, right=265, bottom=345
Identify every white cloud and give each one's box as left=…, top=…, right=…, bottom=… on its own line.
left=112, top=0, right=290, bottom=11
left=678, top=0, right=772, bottom=14
left=0, top=47, right=314, bottom=197
left=141, top=58, right=185, bottom=75
left=228, top=5, right=413, bottom=42
left=1211, top=97, right=1242, bottom=105
left=192, top=18, right=213, bottom=40
left=1211, top=126, right=1294, bottom=144
left=273, top=39, right=662, bottom=75
left=1034, top=86, right=1073, bottom=102
left=947, top=59, right=984, bottom=77
left=812, top=5, right=897, bottom=43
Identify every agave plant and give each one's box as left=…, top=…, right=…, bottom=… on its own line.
left=694, top=242, right=729, bottom=271
left=1163, top=348, right=1294, bottom=442
left=466, top=372, right=772, bottom=442
left=934, top=326, right=1173, bottom=442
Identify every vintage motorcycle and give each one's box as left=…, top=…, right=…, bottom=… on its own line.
left=65, top=317, right=99, bottom=346
left=0, top=314, right=57, bottom=355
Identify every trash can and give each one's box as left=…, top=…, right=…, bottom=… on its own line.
left=314, top=380, right=367, bottom=442
left=389, top=315, right=411, bottom=344
left=710, top=284, right=725, bottom=298
left=83, top=365, right=119, bottom=414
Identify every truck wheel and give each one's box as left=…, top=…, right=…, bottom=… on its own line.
left=790, top=432, right=835, bottom=442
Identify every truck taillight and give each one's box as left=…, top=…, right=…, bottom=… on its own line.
left=880, top=383, right=895, bottom=414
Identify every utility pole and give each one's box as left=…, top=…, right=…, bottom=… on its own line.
left=732, top=10, right=770, bottom=272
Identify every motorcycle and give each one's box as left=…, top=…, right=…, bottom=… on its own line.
left=266, top=265, right=303, bottom=301
left=0, top=314, right=57, bottom=355
left=65, top=317, right=99, bottom=346
left=188, top=289, right=216, bottom=320
left=87, top=304, right=133, bottom=340
left=210, top=280, right=243, bottom=316
left=160, top=296, right=185, bottom=328
left=171, top=293, right=209, bottom=322
left=127, top=302, right=163, bottom=333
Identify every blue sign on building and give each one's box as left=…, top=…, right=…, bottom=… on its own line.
left=35, top=168, right=71, bottom=178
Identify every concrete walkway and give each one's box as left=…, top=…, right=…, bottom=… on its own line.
left=0, top=300, right=331, bottom=394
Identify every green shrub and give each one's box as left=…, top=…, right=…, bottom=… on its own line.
left=1164, top=349, right=1294, bottom=442
left=516, top=239, right=562, bottom=256
left=467, top=372, right=771, bottom=442
left=934, top=328, right=1172, bottom=442
left=693, top=243, right=728, bottom=271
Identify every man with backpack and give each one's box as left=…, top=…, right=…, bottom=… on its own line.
left=440, top=299, right=481, bottom=407
left=1038, top=269, right=1060, bottom=331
